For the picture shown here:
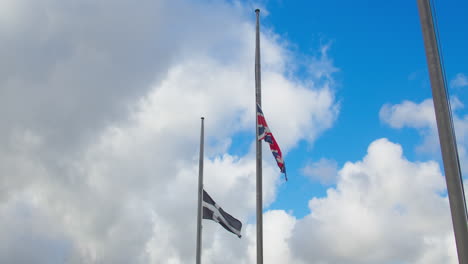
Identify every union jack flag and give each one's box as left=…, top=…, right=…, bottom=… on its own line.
left=257, top=104, right=287, bottom=180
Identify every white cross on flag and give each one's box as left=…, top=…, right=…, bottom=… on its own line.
left=202, top=190, right=242, bottom=238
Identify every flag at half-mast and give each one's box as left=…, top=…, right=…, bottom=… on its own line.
left=257, top=103, right=287, bottom=180
left=203, top=189, right=242, bottom=238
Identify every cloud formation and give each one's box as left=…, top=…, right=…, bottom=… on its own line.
left=380, top=99, right=439, bottom=153
left=302, top=158, right=339, bottom=185
left=3, top=0, right=458, bottom=263
left=451, top=73, right=468, bottom=88
left=265, top=139, right=457, bottom=264
left=0, top=0, right=339, bottom=263
left=292, top=139, right=455, bottom=264
left=380, top=98, right=468, bottom=174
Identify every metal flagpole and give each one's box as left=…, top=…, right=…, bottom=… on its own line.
left=196, top=117, right=205, bottom=264
left=416, top=1, right=468, bottom=263
left=254, top=9, right=263, bottom=264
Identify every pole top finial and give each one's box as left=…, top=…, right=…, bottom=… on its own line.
left=255, top=9, right=260, bottom=13
left=201, top=117, right=205, bottom=120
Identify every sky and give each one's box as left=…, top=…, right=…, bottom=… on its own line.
left=1, top=0, right=467, bottom=263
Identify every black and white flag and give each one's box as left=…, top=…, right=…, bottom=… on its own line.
left=202, top=190, right=242, bottom=238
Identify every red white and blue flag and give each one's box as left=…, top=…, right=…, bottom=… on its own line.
left=257, top=103, right=287, bottom=180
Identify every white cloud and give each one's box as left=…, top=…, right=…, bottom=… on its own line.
left=380, top=99, right=437, bottom=129
left=450, top=73, right=468, bottom=88
left=0, top=0, right=339, bottom=263
left=248, top=210, right=302, bottom=264
left=2, top=0, right=462, bottom=263
left=380, top=99, right=439, bottom=153
left=302, top=158, right=339, bottom=185
left=308, top=44, right=339, bottom=82
left=201, top=138, right=458, bottom=263
left=283, top=139, right=456, bottom=263
left=1, top=2, right=461, bottom=262
left=380, top=98, right=468, bottom=174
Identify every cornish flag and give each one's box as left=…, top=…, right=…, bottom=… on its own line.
left=203, top=190, right=242, bottom=238
left=256, top=104, right=287, bottom=180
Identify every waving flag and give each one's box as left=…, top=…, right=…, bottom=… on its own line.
left=203, top=190, right=242, bottom=238
left=256, top=104, right=287, bottom=180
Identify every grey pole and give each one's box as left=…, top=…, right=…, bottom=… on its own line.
left=254, top=9, right=263, bottom=264
left=196, top=117, right=205, bottom=264
left=416, top=1, right=468, bottom=263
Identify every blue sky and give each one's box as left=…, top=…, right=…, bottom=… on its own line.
left=243, top=0, right=468, bottom=218
left=1, top=0, right=467, bottom=263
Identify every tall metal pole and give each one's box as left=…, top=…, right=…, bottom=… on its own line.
left=196, top=117, right=205, bottom=264
left=416, top=1, right=468, bottom=263
left=254, top=9, right=263, bottom=264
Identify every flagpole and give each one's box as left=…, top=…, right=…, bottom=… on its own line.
left=416, top=1, right=468, bottom=263
left=254, top=9, right=263, bottom=264
left=196, top=117, right=205, bottom=264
